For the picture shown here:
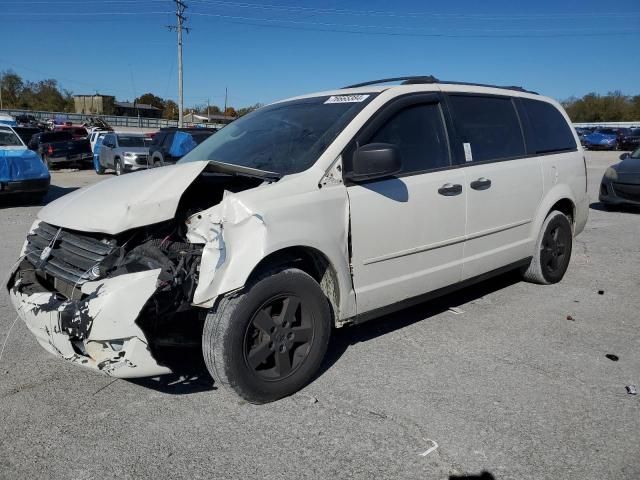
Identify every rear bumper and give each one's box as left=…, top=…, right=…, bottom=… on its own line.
left=0, top=177, right=50, bottom=195
left=48, top=153, right=93, bottom=164
left=7, top=262, right=171, bottom=378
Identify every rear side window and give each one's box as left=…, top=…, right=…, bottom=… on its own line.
left=520, top=99, right=576, bottom=154
left=368, top=103, right=450, bottom=174
left=448, top=95, right=525, bottom=163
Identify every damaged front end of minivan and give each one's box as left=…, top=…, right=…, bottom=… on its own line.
left=6, top=160, right=277, bottom=377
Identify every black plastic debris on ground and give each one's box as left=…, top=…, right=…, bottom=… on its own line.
left=598, top=290, right=605, bottom=295
left=626, top=385, right=637, bottom=395
left=605, top=354, right=619, bottom=362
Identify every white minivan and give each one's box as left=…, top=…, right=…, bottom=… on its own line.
left=8, top=77, right=588, bottom=403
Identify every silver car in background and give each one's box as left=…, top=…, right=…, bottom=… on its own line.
left=97, top=133, right=150, bottom=175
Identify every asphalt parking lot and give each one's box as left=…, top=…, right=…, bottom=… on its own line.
left=1, top=151, right=639, bottom=480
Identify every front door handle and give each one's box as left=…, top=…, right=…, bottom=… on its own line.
left=470, top=177, right=492, bottom=190
left=438, top=183, right=463, bottom=196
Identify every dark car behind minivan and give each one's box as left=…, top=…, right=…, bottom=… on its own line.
left=148, top=127, right=217, bottom=167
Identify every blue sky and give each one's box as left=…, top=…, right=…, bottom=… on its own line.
left=2, top=0, right=639, bottom=109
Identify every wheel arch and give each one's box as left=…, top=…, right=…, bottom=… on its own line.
left=245, top=246, right=342, bottom=327
left=531, top=185, right=577, bottom=241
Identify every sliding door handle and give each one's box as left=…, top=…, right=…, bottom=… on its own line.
left=438, top=183, right=463, bottom=196
left=470, top=177, right=492, bottom=190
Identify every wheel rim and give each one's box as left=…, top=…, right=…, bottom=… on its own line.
left=243, top=294, right=315, bottom=381
left=541, top=224, right=569, bottom=275
left=116, top=162, right=121, bottom=175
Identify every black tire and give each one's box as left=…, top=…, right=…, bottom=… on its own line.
left=114, top=158, right=123, bottom=176
left=203, top=267, right=332, bottom=404
left=152, top=153, right=164, bottom=168
left=95, top=163, right=105, bottom=175
left=522, top=211, right=573, bottom=285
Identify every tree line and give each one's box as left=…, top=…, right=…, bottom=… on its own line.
left=0, top=70, right=261, bottom=119
left=3, top=70, right=637, bottom=123
left=562, top=91, right=640, bottom=123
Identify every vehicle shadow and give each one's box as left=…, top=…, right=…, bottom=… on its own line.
left=590, top=201, right=640, bottom=213
left=126, top=270, right=521, bottom=397
left=318, top=270, right=522, bottom=378
left=450, top=472, right=496, bottom=480
left=127, top=348, right=216, bottom=395
left=129, top=372, right=216, bottom=395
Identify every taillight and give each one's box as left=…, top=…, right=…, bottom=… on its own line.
left=47, top=145, right=53, bottom=155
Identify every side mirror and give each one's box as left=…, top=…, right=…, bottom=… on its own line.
left=619, top=152, right=630, bottom=160
left=345, top=143, right=402, bottom=183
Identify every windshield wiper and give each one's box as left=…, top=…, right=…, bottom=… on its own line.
left=205, top=160, right=282, bottom=180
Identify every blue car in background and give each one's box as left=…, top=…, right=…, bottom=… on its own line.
left=584, top=128, right=620, bottom=150
left=0, top=125, right=50, bottom=203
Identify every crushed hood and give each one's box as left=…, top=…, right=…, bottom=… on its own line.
left=38, top=161, right=210, bottom=234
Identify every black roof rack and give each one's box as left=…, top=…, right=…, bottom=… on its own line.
left=342, top=76, right=538, bottom=95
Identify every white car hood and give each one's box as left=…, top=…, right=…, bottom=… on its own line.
left=38, top=161, right=209, bottom=234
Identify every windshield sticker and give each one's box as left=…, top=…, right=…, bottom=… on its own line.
left=463, top=142, right=473, bottom=162
left=324, top=94, right=370, bottom=104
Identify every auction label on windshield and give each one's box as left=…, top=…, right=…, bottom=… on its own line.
left=324, top=94, right=370, bottom=104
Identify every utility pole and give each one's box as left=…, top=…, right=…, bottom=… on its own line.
left=207, top=98, right=210, bottom=120
left=168, top=1, right=189, bottom=127
left=224, top=87, right=228, bottom=116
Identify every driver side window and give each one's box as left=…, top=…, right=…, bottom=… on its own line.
left=368, top=103, right=450, bottom=175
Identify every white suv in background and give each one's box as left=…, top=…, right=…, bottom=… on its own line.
left=8, top=76, right=588, bottom=403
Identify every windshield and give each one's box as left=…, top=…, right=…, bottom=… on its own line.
left=596, top=128, right=618, bottom=135
left=0, top=129, right=24, bottom=147
left=630, top=129, right=640, bottom=136
left=179, top=94, right=376, bottom=174
left=118, top=135, right=147, bottom=148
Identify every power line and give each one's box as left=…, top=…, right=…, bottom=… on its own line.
left=189, top=11, right=640, bottom=38
left=188, top=0, right=640, bottom=20
left=2, top=11, right=171, bottom=16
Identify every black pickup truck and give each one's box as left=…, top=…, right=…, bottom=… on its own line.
left=27, top=131, right=92, bottom=168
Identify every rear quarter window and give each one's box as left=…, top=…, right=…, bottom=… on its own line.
left=520, top=99, right=577, bottom=154
left=448, top=95, right=525, bottom=163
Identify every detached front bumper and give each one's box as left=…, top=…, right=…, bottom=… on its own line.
left=8, top=264, right=172, bottom=378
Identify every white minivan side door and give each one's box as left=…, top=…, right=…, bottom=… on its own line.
left=344, top=94, right=467, bottom=316
left=444, top=93, right=543, bottom=280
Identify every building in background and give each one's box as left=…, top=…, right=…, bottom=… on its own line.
left=73, top=94, right=116, bottom=115
left=113, top=101, right=162, bottom=118
left=183, top=112, right=236, bottom=125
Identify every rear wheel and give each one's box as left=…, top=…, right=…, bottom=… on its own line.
left=203, top=267, right=332, bottom=404
left=522, top=210, right=573, bottom=284
left=114, top=158, right=123, bottom=176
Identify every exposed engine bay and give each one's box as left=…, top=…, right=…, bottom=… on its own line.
left=9, top=169, right=267, bottom=374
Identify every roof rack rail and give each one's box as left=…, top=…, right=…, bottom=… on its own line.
left=342, top=76, right=538, bottom=95
left=343, top=76, right=439, bottom=89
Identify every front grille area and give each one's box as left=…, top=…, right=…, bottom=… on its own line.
left=135, top=155, right=148, bottom=165
left=612, top=182, right=640, bottom=202
left=25, top=222, right=118, bottom=288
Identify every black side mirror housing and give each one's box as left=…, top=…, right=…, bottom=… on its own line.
left=619, top=152, right=630, bottom=160
left=345, top=143, right=402, bottom=183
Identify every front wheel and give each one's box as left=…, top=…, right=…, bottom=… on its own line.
left=203, top=267, right=332, bottom=404
left=522, top=210, right=573, bottom=284
left=114, top=158, right=123, bottom=176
